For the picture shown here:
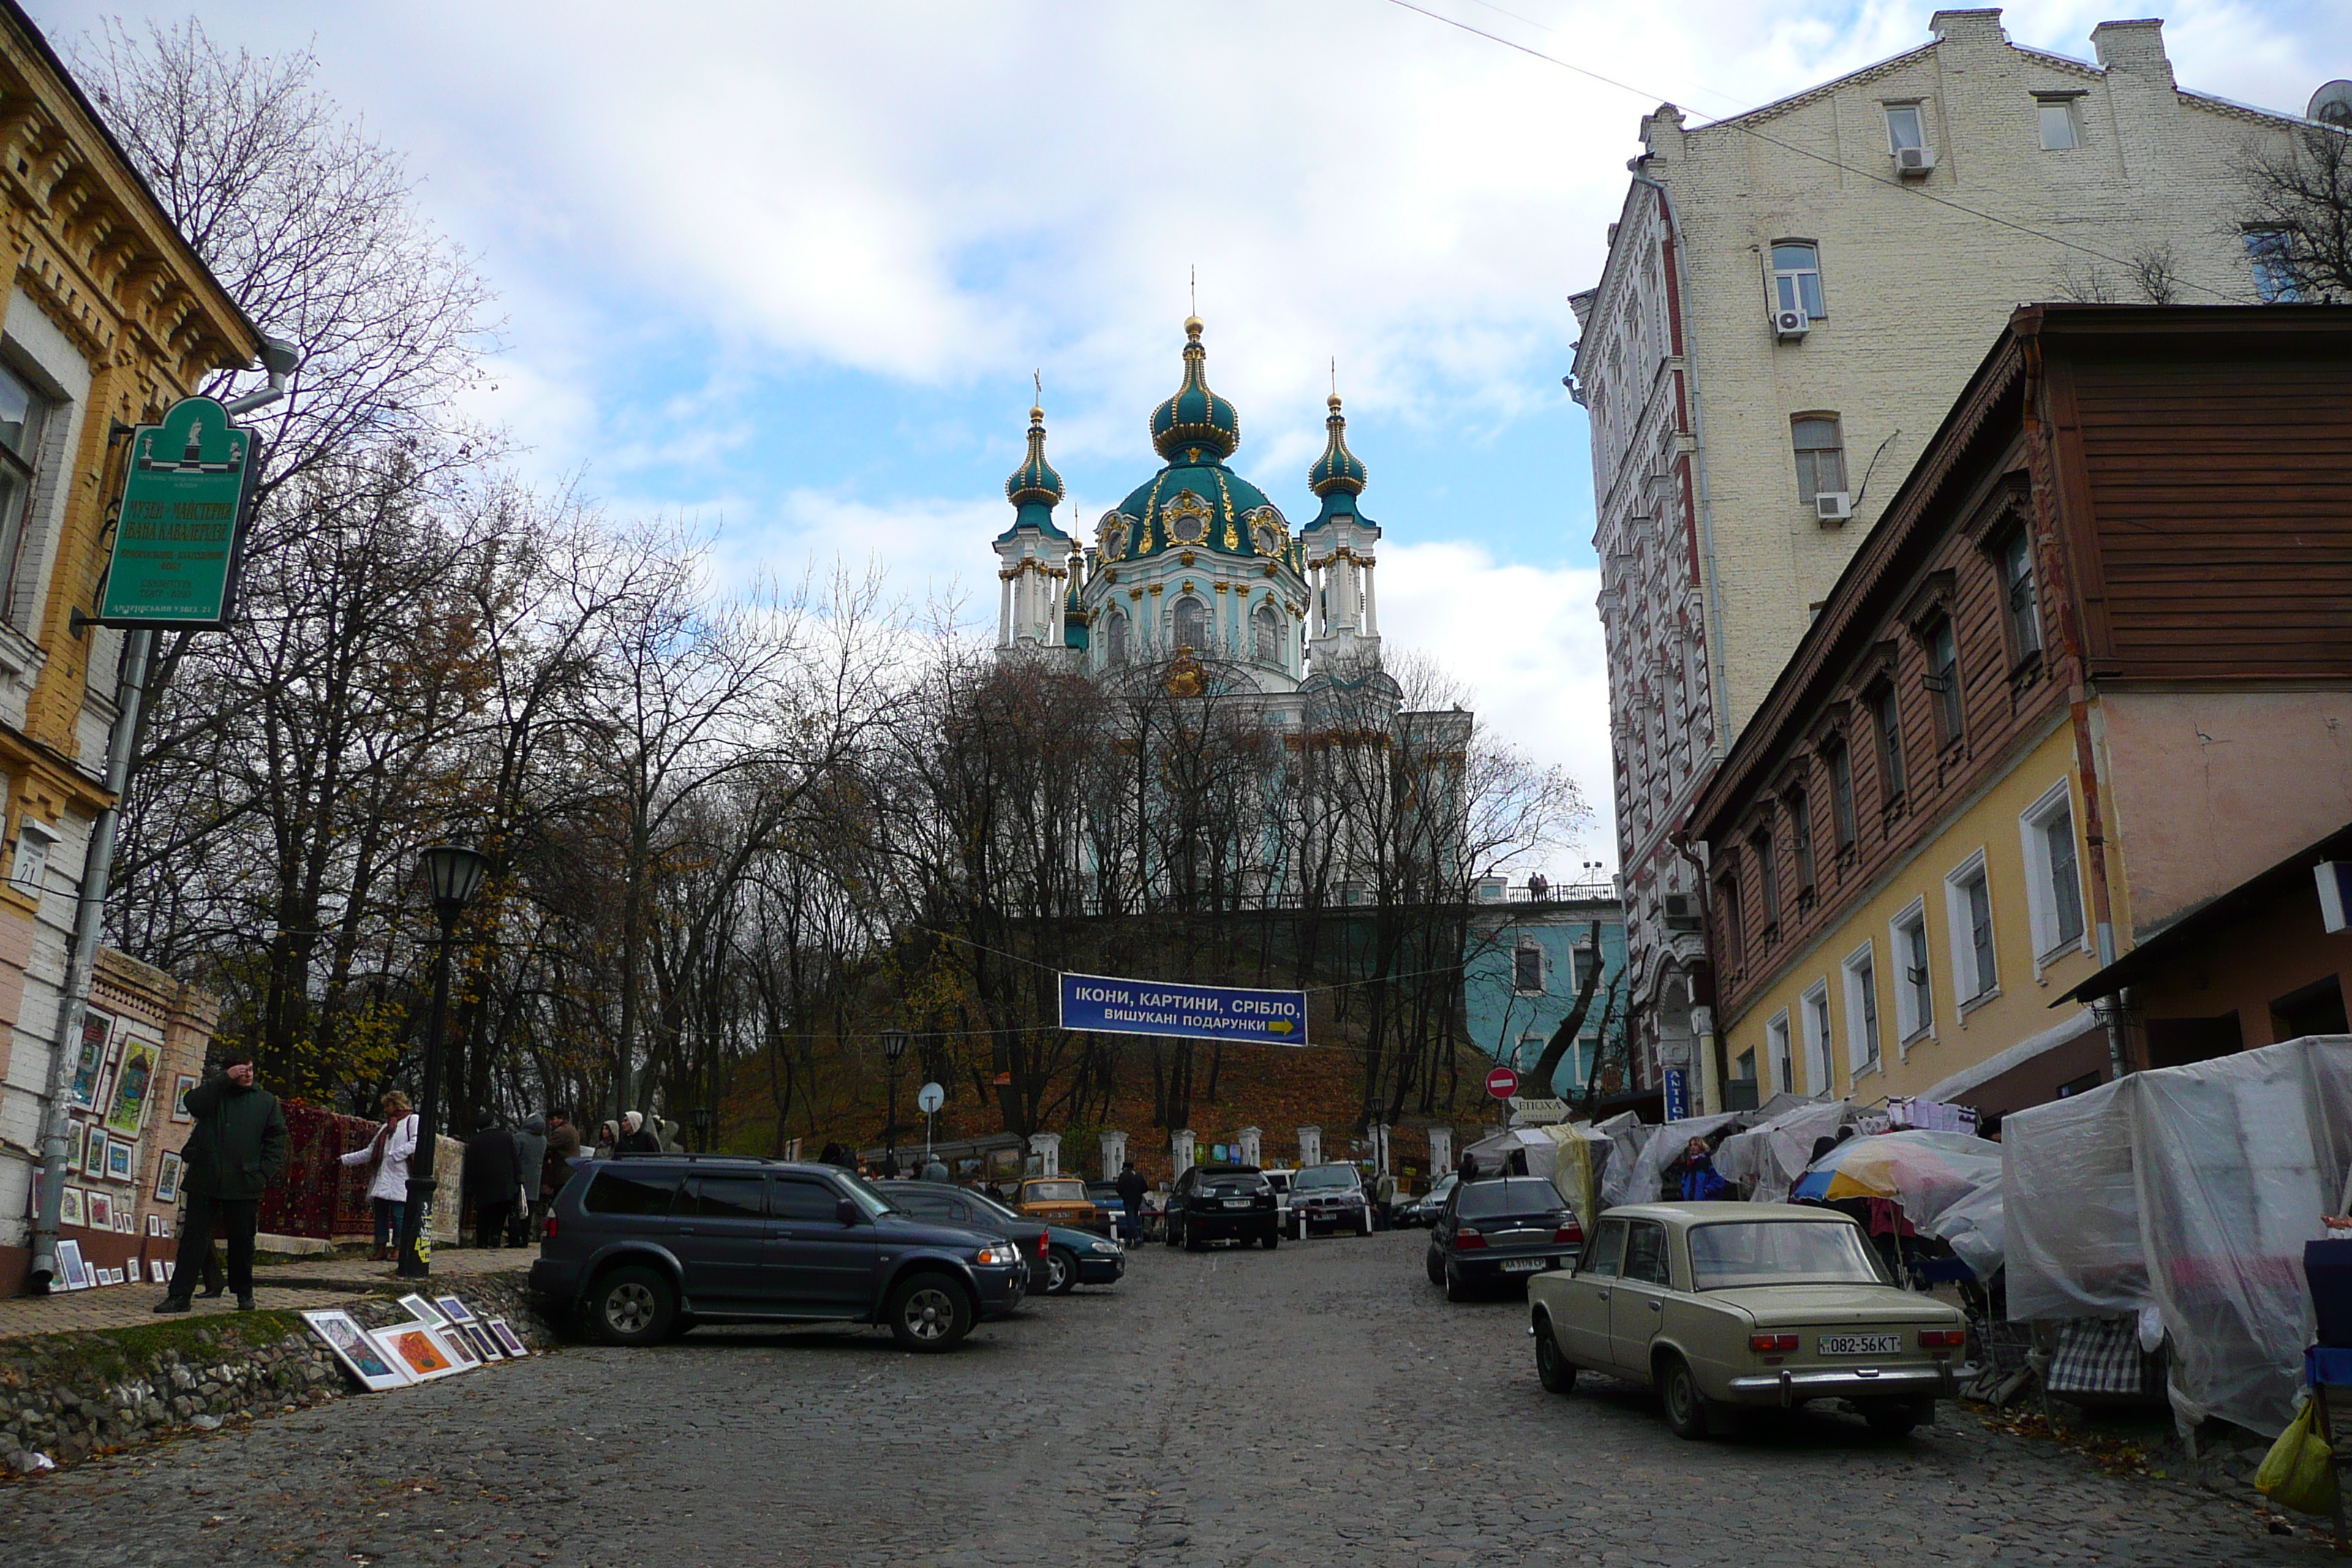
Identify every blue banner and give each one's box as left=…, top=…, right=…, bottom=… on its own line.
left=1059, top=972, right=1309, bottom=1047
left=1663, top=1067, right=1689, bottom=1120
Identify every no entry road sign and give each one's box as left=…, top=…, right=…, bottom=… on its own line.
left=1485, top=1065, right=1520, bottom=1100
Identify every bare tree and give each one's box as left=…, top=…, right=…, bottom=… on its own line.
left=2236, top=121, right=2352, bottom=302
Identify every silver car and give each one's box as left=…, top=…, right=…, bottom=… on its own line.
left=1526, top=1202, right=1969, bottom=1439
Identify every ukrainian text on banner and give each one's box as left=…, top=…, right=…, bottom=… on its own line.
left=1059, top=973, right=1309, bottom=1047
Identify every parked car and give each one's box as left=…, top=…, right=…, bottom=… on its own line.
left=1017, top=1176, right=1109, bottom=1235
left=878, top=1180, right=1050, bottom=1291
left=1290, top=1162, right=1371, bottom=1235
left=532, top=1153, right=1027, bottom=1352
left=1526, top=1202, right=1969, bottom=1439
left=1260, top=1168, right=1297, bottom=1219
left=1425, top=1176, right=1583, bottom=1299
left=1164, top=1163, right=1281, bottom=1250
left=1396, top=1173, right=1458, bottom=1228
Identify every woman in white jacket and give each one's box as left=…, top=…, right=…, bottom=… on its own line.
left=342, top=1091, right=419, bottom=1260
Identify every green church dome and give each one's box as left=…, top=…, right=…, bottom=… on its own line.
left=1149, top=317, right=1240, bottom=463
left=1000, top=403, right=1068, bottom=539
left=1308, top=394, right=1367, bottom=496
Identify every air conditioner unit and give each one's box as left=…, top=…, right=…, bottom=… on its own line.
left=1773, top=308, right=1810, bottom=342
left=1663, top=894, right=1690, bottom=918
left=1895, top=146, right=1936, bottom=177
left=1814, top=491, right=1854, bottom=523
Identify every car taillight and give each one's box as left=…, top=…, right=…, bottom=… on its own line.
left=542, top=1213, right=557, bottom=1240
left=1553, top=1215, right=1583, bottom=1245
left=1921, top=1328, right=1967, bottom=1349
left=1452, top=1227, right=1487, bottom=1250
left=1036, top=1233, right=1049, bottom=1256
left=1749, top=1333, right=1798, bottom=1352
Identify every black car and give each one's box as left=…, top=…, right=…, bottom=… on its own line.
left=531, top=1154, right=1027, bottom=1352
left=878, top=1180, right=1126, bottom=1294
left=1164, top=1163, right=1281, bottom=1250
left=1425, top=1175, right=1585, bottom=1300
left=1398, top=1173, right=1459, bottom=1228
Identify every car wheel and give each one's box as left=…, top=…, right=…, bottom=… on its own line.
left=1047, top=1246, right=1078, bottom=1295
left=886, top=1271, right=971, bottom=1353
left=1659, top=1354, right=1710, bottom=1441
left=1534, top=1313, right=1577, bottom=1395
left=1183, top=1221, right=1206, bottom=1253
left=1165, top=1215, right=1182, bottom=1248
left=1863, top=1397, right=1929, bottom=1437
left=1262, top=1228, right=1279, bottom=1250
left=1443, top=1263, right=1468, bottom=1303
left=1425, top=1250, right=1444, bottom=1286
left=589, top=1264, right=676, bottom=1347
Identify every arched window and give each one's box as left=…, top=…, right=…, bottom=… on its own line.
left=1253, top=603, right=1283, bottom=666
left=1173, top=596, right=1208, bottom=652
left=1104, top=611, right=1129, bottom=667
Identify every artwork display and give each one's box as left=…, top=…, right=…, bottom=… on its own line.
left=466, top=1324, right=503, bottom=1361
left=101, top=1267, right=124, bottom=1286
left=303, top=1309, right=412, bottom=1392
left=438, top=1320, right=482, bottom=1366
left=118, top=1205, right=137, bottom=1232
left=105, top=1137, right=135, bottom=1181
left=53, top=1239, right=88, bottom=1288
left=102, top=1036, right=162, bottom=1138
left=370, top=1321, right=465, bottom=1382
left=87, top=1191, right=113, bottom=1229
left=486, top=1319, right=529, bottom=1357
left=57, top=1186, right=84, bottom=1228
left=66, top=1007, right=113, bottom=1109
left=155, top=1149, right=183, bottom=1205
left=171, top=1072, right=197, bottom=1122
left=154, top=1259, right=175, bottom=1284
left=83, top=1122, right=108, bottom=1175
left=396, top=1293, right=447, bottom=1327
left=434, top=1294, right=478, bottom=1325
left=147, top=1214, right=165, bottom=1237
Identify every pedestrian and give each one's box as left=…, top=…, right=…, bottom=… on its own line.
left=618, top=1112, right=659, bottom=1154
left=543, top=1112, right=581, bottom=1207
left=592, top=1120, right=619, bottom=1159
left=1373, top=1169, right=1398, bottom=1230
left=1676, top=1137, right=1729, bottom=1202
left=511, top=1115, right=549, bottom=1245
left=921, top=1154, right=949, bottom=1183
left=154, top=1047, right=287, bottom=1313
left=1115, top=1161, right=1146, bottom=1243
left=461, top=1112, right=522, bottom=1248
left=338, top=1090, right=419, bottom=1262
left=1458, top=1149, right=1478, bottom=1182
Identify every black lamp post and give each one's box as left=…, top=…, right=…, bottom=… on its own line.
left=397, top=844, right=489, bottom=1279
left=881, top=1029, right=908, bottom=1173
left=690, top=1105, right=714, bottom=1152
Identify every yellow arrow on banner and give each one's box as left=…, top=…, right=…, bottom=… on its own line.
left=1267, top=1021, right=1293, bottom=1035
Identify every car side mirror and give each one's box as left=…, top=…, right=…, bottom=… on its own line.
left=835, top=1197, right=862, bottom=1226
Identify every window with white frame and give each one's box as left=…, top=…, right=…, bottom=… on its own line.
left=1767, top=1011, right=1793, bottom=1096
left=1944, top=851, right=1999, bottom=1004
left=1884, top=102, right=1926, bottom=154
left=1800, top=983, right=1833, bottom=1095
left=1891, top=899, right=1934, bottom=1045
left=1842, top=941, right=1880, bottom=1076
left=1512, top=941, right=1545, bottom=995
left=2019, top=780, right=2088, bottom=962
left=0, top=360, right=55, bottom=630
left=1771, top=242, right=1825, bottom=320
left=1253, top=602, right=1283, bottom=666
left=2036, top=96, right=2080, bottom=151
left=2244, top=229, right=2298, bottom=304
left=9, top=815, right=53, bottom=896
left=1792, top=416, right=1847, bottom=503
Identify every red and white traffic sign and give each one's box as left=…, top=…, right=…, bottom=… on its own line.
left=1485, top=1065, right=1520, bottom=1100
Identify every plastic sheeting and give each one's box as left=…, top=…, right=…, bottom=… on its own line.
left=1715, top=1099, right=1850, bottom=1203
left=2003, top=1036, right=2352, bottom=1437
left=1601, top=1112, right=1744, bottom=1208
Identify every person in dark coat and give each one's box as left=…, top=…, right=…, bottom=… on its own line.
left=154, top=1047, right=287, bottom=1313
left=542, top=1112, right=581, bottom=1202
left=617, top=1111, right=659, bottom=1154
left=510, top=1115, right=549, bottom=1245
left=1115, top=1161, right=1147, bottom=1243
left=461, top=1112, right=522, bottom=1248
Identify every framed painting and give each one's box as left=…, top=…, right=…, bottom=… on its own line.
left=487, top=1319, right=529, bottom=1357
left=102, top=1036, right=162, bottom=1138
left=437, top=1320, right=482, bottom=1367
left=433, top=1294, right=478, bottom=1325
left=83, top=1121, right=108, bottom=1175
left=65, top=1006, right=113, bottom=1110
left=88, top=1191, right=113, bottom=1229
left=303, top=1308, right=411, bottom=1392
left=118, top=1205, right=137, bottom=1232
left=53, top=1238, right=87, bottom=1288
left=154, top=1259, right=175, bottom=1285
left=155, top=1150, right=183, bottom=1205
left=396, top=1293, right=447, bottom=1327
left=105, top=1137, right=135, bottom=1182
left=465, top=1323, right=504, bottom=1361
left=57, top=1186, right=84, bottom=1227
left=171, top=1073, right=197, bottom=1122
left=369, top=1320, right=466, bottom=1382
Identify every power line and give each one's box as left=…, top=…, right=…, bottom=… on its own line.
left=1384, top=0, right=2253, bottom=304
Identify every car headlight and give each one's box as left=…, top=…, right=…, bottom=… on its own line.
left=975, top=1243, right=1020, bottom=1266
left=1088, top=1240, right=1120, bottom=1254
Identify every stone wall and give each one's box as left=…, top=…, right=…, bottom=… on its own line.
left=0, top=1270, right=554, bottom=1472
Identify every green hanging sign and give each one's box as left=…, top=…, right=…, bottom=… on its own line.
left=97, top=396, right=260, bottom=628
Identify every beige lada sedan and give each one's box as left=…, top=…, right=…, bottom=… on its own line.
left=1526, top=1202, right=1969, bottom=1439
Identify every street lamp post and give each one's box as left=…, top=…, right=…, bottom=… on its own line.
left=397, top=845, right=489, bottom=1280
left=690, top=1106, right=714, bottom=1152
left=881, top=1029, right=908, bottom=1174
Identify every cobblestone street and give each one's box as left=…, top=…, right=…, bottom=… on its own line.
left=0, top=1231, right=2332, bottom=1567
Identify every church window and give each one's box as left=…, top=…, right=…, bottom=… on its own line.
left=1104, top=611, right=1129, bottom=667
left=1173, top=597, right=1208, bottom=652
left=1253, top=603, right=1283, bottom=666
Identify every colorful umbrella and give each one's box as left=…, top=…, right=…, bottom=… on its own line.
left=1790, top=1128, right=1999, bottom=1216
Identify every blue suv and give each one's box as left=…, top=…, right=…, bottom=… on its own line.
left=531, top=1155, right=1026, bottom=1352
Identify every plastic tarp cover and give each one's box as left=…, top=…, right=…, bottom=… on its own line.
left=1461, top=1127, right=1558, bottom=1181
left=2002, top=1036, right=2352, bottom=1436
left=1716, top=1099, right=1849, bottom=1203
left=1543, top=1124, right=1612, bottom=1229
left=1603, top=1112, right=1744, bottom=1208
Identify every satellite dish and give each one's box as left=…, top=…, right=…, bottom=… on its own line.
left=2310, top=80, right=2352, bottom=129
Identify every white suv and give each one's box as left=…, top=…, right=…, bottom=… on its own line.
left=1261, top=1169, right=1298, bottom=1220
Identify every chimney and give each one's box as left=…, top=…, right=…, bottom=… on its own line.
left=2091, top=19, right=2174, bottom=83
left=1639, top=102, right=1686, bottom=162
left=1929, top=10, right=2005, bottom=48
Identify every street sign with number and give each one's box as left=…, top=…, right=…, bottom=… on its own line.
left=99, top=396, right=260, bottom=628
left=1485, top=1065, right=1520, bottom=1100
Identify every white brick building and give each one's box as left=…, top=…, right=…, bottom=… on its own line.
left=1569, top=9, right=2317, bottom=1112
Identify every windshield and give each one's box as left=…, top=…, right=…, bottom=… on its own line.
left=1294, top=1165, right=1360, bottom=1191
left=1688, top=1221, right=1887, bottom=1289
left=968, top=1190, right=1025, bottom=1221
left=1027, top=1180, right=1088, bottom=1202
left=1199, top=1173, right=1268, bottom=1196
left=1457, top=1177, right=1561, bottom=1218
left=834, top=1169, right=903, bottom=1220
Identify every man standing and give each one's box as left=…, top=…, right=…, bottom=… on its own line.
left=510, top=1115, right=549, bottom=1246
left=461, top=1112, right=521, bottom=1248
left=1115, top=1161, right=1146, bottom=1244
left=154, top=1047, right=287, bottom=1313
left=541, top=1111, right=581, bottom=1210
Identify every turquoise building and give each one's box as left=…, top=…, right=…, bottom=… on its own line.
left=1462, top=880, right=1627, bottom=1100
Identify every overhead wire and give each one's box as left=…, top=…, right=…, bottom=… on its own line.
left=1384, top=0, right=2257, bottom=304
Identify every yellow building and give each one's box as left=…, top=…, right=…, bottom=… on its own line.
left=0, top=1, right=257, bottom=1292
left=1692, top=304, right=2352, bottom=1120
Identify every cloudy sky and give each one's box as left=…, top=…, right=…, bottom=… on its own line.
left=31, top=0, right=2345, bottom=869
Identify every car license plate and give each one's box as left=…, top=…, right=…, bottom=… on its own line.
left=1222, top=1199, right=1251, bottom=1208
left=1501, top=1258, right=1547, bottom=1273
left=1819, top=1333, right=1901, bottom=1356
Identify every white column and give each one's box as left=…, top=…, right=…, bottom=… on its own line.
left=1029, top=1131, right=1061, bottom=1177
left=1100, top=1128, right=1128, bottom=1180
left=1236, top=1126, right=1262, bottom=1166
left=1309, top=564, right=1324, bottom=636
left=998, top=574, right=1013, bottom=645
left=1373, top=1123, right=1392, bottom=1174
left=1172, top=1128, right=1196, bottom=1177
left=1428, top=1126, right=1453, bottom=1177
left=1362, top=560, right=1379, bottom=636
left=1296, top=1125, right=1322, bottom=1169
